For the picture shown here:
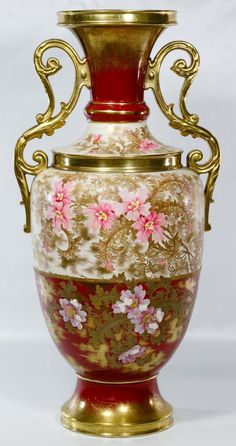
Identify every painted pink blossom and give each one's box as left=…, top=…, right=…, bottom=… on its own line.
left=129, top=306, right=165, bottom=335
left=139, top=139, right=161, bottom=153
left=92, top=134, right=102, bottom=143
left=47, top=202, right=72, bottom=232
left=114, top=188, right=151, bottom=221
left=112, top=285, right=150, bottom=317
left=50, top=180, right=74, bottom=207
left=83, top=200, right=116, bottom=231
left=118, top=345, right=147, bottom=364
left=132, top=211, right=168, bottom=244
left=101, top=260, right=114, bottom=272
left=59, top=298, right=87, bottom=330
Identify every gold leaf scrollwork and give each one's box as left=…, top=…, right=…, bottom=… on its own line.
left=145, top=40, right=220, bottom=231
left=14, top=39, right=91, bottom=233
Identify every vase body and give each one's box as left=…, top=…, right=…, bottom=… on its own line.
left=15, top=9, right=221, bottom=438
left=32, top=121, right=204, bottom=434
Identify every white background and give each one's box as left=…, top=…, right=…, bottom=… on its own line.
left=0, top=1, right=236, bottom=445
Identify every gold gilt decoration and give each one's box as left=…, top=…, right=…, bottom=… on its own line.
left=145, top=40, right=220, bottom=231
left=35, top=268, right=199, bottom=373
left=33, top=171, right=203, bottom=278
left=14, top=39, right=91, bottom=233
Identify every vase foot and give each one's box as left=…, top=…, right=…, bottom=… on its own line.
left=61, top=375, right=173, bottom=437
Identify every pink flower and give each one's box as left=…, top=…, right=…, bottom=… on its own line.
left=129, top=306, right=164, bottom=335
left=47, top=202, right=72, bottom=232
left=50, top=180, right=74, bottom=206
left=92, top=134, right=102, bottom=143
left=112, top=285, right=150, bottom=317
left=139, top=139, right=161, bottom=153
left=101, top=260, right=114, bottom=272
left=114, top=188, right=151, bottom=221
left=83, top=200, right=116, bottom=231
left=132, top=211, right=168, bottom=244
left=59, top=298, right=87, bottom=330
left=118, top=345, right=147, bottom=364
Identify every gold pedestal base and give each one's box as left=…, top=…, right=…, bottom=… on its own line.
left=61, top=377, right=173, bottom=437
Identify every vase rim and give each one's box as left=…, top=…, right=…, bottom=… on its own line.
left=57, top=10, right=177, bottom=27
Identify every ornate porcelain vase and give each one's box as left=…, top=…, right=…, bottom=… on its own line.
left=15, top=10, right=220, bottom=437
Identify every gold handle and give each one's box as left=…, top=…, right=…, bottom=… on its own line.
left=145, top=40, right=220, bottom=231
left=14, top=39, right=91, bottom=233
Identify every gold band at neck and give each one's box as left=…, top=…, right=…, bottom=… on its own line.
left=58, top=10, right=177, bottom=27
left=52, top=152, right=182, bottom=173
left=87, top=109, right=147, bottom=116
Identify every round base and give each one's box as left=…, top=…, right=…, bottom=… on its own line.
left=61, top=376, right=173, bottom=437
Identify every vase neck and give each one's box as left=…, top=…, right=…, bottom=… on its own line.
left=71, top=25, right=163, bottom=122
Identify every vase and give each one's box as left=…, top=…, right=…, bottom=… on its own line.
left=14, top=10, right=220, bottom=437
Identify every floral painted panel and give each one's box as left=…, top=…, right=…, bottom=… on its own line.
left=31, top=168, right=204, bottom=280
left=57, top=123, right=175, bottom=157
left=35, top=269, right=200, bottom=380
left=71, top=126, right=168, bottom=157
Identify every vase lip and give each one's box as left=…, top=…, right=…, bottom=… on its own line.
left=57, top=9, right=177, bottom=27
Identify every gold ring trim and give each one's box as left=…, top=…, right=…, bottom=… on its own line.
left=87, top=109, right=147, bottom=116
left=52, top=152, right=182, bottom=172
left=61, top=413, right=173, bottom=437
left=76, top=373, right=158, bottom=385
left=58, top=10, right=177, bottom=27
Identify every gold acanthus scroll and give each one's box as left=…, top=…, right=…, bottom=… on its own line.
left=14, top=39, right=91, bottom=233
left=145, top=40, right=220, bottom=231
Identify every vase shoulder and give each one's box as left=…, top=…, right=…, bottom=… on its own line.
left=52, top=122, right=182, bottom=158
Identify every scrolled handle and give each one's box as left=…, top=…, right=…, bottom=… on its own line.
left=14, top=38, right=91, bottom=233
left=145, top=40, right=220, bottom=231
